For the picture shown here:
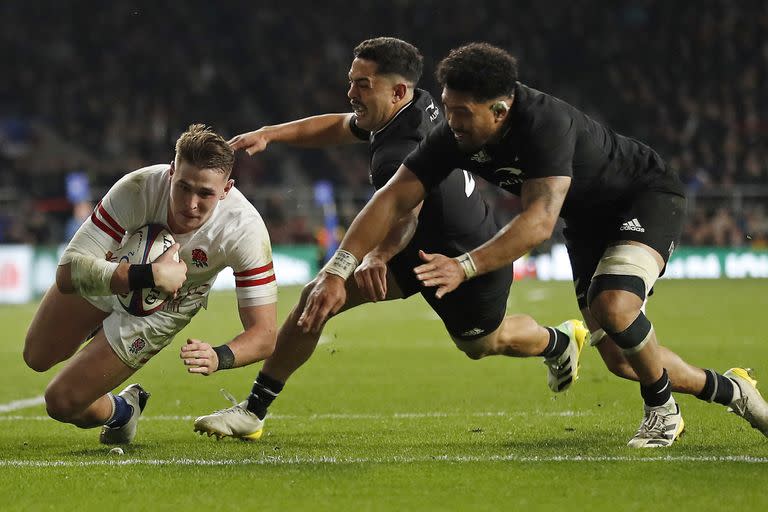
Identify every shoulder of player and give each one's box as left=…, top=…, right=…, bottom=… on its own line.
left=515, top=83, right=574, bottom=125
left=378, top=89, right=436, bottom=140
left=111, top=164, right=169, bottom=192
left=218, top=188, right=267, bottom=229
left=507, top=84, right=575, bottom=143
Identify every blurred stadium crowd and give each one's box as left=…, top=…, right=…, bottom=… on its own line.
left=1, top=0, right=767, bottom=248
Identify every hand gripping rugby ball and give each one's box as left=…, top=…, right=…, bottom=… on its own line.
left=114, top=224, right=177, bottom=317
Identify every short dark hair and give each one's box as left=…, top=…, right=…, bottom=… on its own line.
left=353, top=37, right=423, bottom=85
left=175, top=124, right=234, bottom=175
left=436, top=43, right=518, bottom=102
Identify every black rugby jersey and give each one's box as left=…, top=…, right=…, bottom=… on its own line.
left=404, top=82, right=685, bottom=221
left=350, top=88, right=494, bottom=240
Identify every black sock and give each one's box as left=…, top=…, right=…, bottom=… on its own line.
left=696, top=369, right=735, bottom=405
left=246, top=372, right=285, bottom=419
left=641, top=368, right=672, bottom=407
left=538, top=327, right=569, bottom=358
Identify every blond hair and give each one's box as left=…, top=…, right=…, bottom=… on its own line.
left=175, top=124, right=234, bottom=174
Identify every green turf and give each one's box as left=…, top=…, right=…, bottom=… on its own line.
left=2, top=279, right=768, bottom=511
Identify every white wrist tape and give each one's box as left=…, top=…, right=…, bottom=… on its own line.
left=69, top=253, right=119, bottom=296
left=455, top=252, right=478, bottom=280
left=323, top=249, right=359, bottom=280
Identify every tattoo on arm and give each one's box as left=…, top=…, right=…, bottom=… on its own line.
left=521, top=177, right=571, bottom=217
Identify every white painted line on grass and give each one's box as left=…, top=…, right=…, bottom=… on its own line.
left=0, top=396, right=44, bottom=413
left=0, top=410, right=593, bottom=421
left=1, top=454, right=767, bottom=468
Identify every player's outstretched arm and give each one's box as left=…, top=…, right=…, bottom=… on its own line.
left=482, top=175, right=570, bottom=266
left=355, top=203, right=422, bottom=301
left=415, top=176, right=570, bottom=298
left=298, top=165, right=426, bottom=332
left=180, top=302, right=277, bottom=375
left=228, top=114, right=363, bottom=155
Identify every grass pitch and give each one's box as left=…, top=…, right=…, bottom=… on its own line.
left=1, top=279, right=767, bottom=511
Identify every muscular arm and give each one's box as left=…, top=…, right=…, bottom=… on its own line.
left=56, top=243, right=185, bottom=297
left=56, top=260, right=129, bottom=295
left=227, top=303, right=278, bottom=366
left=181, top=302, right=277, bottom=375
left=414, top=175, right=571, bottom=299
left=230, top=114, right=364, bottom=153
left=471, top=176, right=571, bottom=275
left=339, top=165, right=427, bottom=261
left=353, top=201, right=422, bottom=301
left=368, top=202, right=422, bottom=261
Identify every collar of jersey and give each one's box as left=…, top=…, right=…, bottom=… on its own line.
left=370, top=97, right=415, bottom=142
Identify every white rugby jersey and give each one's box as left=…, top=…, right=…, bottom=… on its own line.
left=63, top=164, right=277, bottom=311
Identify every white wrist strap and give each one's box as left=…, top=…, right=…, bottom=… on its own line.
left=455, top=252, right=478, bottom=280
left=323, top=249, right=359, bottom=280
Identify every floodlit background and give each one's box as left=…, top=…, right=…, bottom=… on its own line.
left=1, top=1, right=767, bottom=510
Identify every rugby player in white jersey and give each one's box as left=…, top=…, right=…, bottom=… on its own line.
left=23, top=124, right=278, bottom=444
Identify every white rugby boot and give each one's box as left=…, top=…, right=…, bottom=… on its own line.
left=194, top=390, right=264, bottom=441
left=627, top=396, right=685, bottom=448
left=544, top=319, right=589, bottom=392
left=724, top=368, right=768, bottom=437
left=100, top=384, right=151, bottom=445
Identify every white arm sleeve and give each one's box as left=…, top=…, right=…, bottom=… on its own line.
left=59, top=170, right=147, bottom=295
left=228, top=213, right=278, bottom=307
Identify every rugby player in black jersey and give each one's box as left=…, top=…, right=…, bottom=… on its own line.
left=299, top=42, right=768, bottom=447
left=193, top=38, right=587, bottom=440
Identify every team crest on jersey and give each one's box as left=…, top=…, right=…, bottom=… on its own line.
left=129, top=337, right=146, bottom=355
left=191, top=248, right=209, bottom=268
left=470, top=150, right=491, bottom=163
left=425, top=101, right=440, bottom=122
left=494, top=167, right=525, bottom=187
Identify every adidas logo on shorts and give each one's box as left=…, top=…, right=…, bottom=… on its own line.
left=620, top=218, right=645, bottom=233
left=461, top=327, right=485, bottom=337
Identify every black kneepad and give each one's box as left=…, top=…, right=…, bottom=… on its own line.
left=605, top=311, right=653, bottom=352
left=587, top=274, right=646, bottom=307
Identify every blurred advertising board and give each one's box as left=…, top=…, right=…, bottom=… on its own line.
left=1, top=244, right=765, bottom=304
left=0, top=244, right=318, bottom=304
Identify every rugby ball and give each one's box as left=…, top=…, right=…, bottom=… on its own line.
left=114, top=224, right=177, bottom=316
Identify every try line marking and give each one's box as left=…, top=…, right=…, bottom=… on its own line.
left=0, top=396, right=45, bottom=414
left=1, top=454, right=767, bottom=468
left=0, top=410, right=592, bottom=421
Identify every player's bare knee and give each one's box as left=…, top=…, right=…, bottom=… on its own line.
left=23, top=353, right=53, bottom=373
left=460, top=346, right=489, bottom=360
left=44, top=386, right=83, bottom=423
left=454, top=336, right=496, bottom=360
left=589, top=290, right=640, bottom=333
left=22, top=340, right=55, bottom=372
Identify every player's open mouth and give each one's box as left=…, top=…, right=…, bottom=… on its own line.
left=351, top=103, right=366, bottom=115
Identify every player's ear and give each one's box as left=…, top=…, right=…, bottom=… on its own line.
left=169, top=160, right=175, bottom=176
left=221, top=179, right=235, bottom=199
left=393, top=83, right=408, bottom=103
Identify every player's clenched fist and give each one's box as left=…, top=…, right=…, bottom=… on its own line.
left=152, top=243, right=187, bottom=295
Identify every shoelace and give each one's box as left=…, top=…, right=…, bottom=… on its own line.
left=636, top=410, right=668, bottom=438
left=210, top=388, right=248, bottom=415
left=730, top=396, right=749, bottom=416
left=544, top=351, right=570, bottom=373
